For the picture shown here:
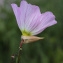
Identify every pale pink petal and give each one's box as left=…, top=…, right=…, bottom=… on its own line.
left=25, top=4, right=41, bottom=32
left=32, top=20, right=57, bottom=35
left=31, top=12, right=57, bottom=35
left=19, top=1, right=28, bottom=30
left=11, top=1, right=28, bottom=30
left=11, top=4, right=21, bottom=29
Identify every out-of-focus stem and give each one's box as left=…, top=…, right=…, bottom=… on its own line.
left=17, top=39, right=24, bottom=63
left=11, top=55, right=15, bottom=63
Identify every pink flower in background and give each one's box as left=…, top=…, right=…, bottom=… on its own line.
left=11, top=0, right=57, bottom=43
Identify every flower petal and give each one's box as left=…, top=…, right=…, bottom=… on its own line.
left=11, top=1, right=28, bottom=30
left=31, top=12, right=57, bottom=35
left=20, top=1, right=28, bottom=30
left=11, top=4, right=21, bottom=29
left=24, top=4, right=41, bottom=32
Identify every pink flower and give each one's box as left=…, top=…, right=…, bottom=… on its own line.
left=11, top=0, right=57, bottom=43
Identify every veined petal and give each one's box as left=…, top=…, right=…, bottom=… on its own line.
left=11, top=1, right=28, bottom=30
left=20, top=1, right=28, bottom=30
left=31, top=12, right=57, bottom=35
left=25, top=4, right=41, bottom=32
left=11, top=4, right=21, bottom=29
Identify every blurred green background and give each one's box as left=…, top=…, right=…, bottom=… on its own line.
left=0, top=0, right=63, bottom=63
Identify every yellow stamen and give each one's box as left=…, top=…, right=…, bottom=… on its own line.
left=22, top=30, right=31, bottom=36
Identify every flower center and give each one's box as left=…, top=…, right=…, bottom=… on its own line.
left=22, top=30, right=31, bottom=36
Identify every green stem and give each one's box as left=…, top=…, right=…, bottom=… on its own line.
left=16, top=39, right=24, bottom=63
